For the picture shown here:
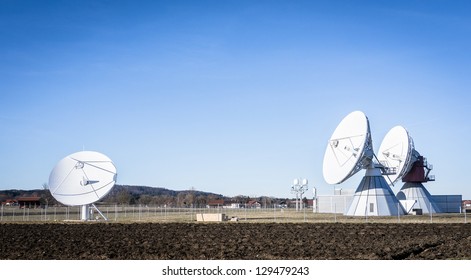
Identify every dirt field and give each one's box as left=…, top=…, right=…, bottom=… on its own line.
left=1, top=222, right=471, bottom=260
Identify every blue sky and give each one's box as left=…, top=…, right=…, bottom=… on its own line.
left=1, top=0, right=471, bottom=199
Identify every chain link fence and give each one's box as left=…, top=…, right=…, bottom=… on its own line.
left=0, top=204, right=468, bottom=223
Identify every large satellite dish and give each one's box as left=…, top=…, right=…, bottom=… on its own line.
left=322, top=111, right=373, bottom=185
left=377, top=126, right=416, bottom=185
left=48, top=151, right=117, bottom=220
left=323, top=111, right=406, bottom=216
left=377, top=126, right=440, bottom=214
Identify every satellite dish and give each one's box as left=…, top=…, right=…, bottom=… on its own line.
left=377, top=126, right=416, bottom=185
left=323, top=111, right=406, bottom=216
left=48, top=151, right=117, bottom=220
left=322, top=111, right=373, bottom=185
left=377, top=126, right=440, bottom=214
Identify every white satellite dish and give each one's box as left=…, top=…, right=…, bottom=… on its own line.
left=48, top=151, right=117, bottom=220
left=322, top=111, right=373, bottom=185
left=377, top=126, right=416, bottom=185
left=378, top=126, right=441, bottom=214
left=323, top=111, right=406, bottom=216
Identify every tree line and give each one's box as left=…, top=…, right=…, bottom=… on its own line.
left=0, top=185, right=294, bottom=208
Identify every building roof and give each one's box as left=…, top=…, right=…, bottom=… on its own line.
left=207, top=199, right=226, bottom=206
left=17, top=197, right=41, bottom=202
left=247, top=200, right=261, bottom=205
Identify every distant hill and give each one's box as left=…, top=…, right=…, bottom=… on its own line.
left=0, top=189, right=46, bottom=198
left=0, top=185, right=283, bottom=207
left=0, top=185, right=226, bottom=207
left=107, top=184, right=223, bottom=198
left=101, top=185, right=226, bottom=206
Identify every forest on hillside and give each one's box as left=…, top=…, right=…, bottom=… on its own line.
left=0, top=185, right=290, bottom=208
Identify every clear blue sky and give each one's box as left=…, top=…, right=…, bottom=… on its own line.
left=1, top=0, right=470, bottom=199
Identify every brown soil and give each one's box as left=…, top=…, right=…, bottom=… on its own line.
left=1, top=223, right=471, bottom=260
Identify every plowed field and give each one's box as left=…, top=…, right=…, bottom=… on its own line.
left=1, top=223, right=471, bottom=260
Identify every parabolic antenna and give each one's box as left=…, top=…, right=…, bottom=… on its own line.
left=322, top=111, right=373, bottom=185
left=377, top=126, right=416, bottom=185
left=322, top=111, right=406, bottom=216
left=48, top=151, right=117, bottom=208
left=377, top=126, right=440, bottom=214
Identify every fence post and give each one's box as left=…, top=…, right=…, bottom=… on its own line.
left=273, top=204, right=276, bottom=222
left=397, top=202, right=400, bottom=223
left=430, top=202, right=433, bottom=223
left=138, top=204, right=141, bottom=221
left=303, top=205, right=306, bottom=222
left=334, top=203, right=337, bottom=223
left=245, top=204, right=247, bottom=221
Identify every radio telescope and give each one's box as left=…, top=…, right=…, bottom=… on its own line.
left=323, top=111, right=406, bottom=216
left=378, top=126, right=440, bottom=214
left=48, top=151, right=117, bottom=221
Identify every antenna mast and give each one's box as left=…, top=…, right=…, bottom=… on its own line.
left=291, top=178, right=308, bottom=212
